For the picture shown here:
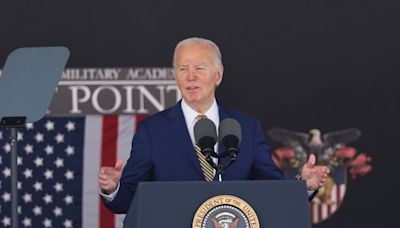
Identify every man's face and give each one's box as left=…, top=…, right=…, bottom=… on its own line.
left=174, top=43, right=223, bottom=110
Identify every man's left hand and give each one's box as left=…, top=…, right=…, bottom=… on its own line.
left=301, top=154, right=330, bottom=190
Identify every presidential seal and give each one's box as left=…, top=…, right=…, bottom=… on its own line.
left=192, top=195, right=260, bottom=228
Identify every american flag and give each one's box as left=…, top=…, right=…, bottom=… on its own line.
left=0, top=115, right=146, bottom=228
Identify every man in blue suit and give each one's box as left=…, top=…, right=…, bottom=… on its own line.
left=98, top=37, right=329, bottom=214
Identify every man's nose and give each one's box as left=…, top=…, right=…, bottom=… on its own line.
left=187, top=68, right=197, bottom=80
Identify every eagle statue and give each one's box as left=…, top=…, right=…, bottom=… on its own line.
left=267, top=127, right=362, bottom=169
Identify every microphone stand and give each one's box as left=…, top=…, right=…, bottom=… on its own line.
left=204, top=150, right=238, bottom=182
left=203, top=152, right=220, bottom=180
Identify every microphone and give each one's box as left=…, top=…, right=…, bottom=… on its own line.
left=219, top=118, right=241, bottom=158
left=194, top=118, right=218, bottom=159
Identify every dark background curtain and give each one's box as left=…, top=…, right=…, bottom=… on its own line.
left=1, top=1, right=399, bottom=227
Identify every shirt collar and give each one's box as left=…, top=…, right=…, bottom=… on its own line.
left=181, top=99, right=219, bottom=128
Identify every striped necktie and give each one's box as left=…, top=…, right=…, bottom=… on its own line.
left=195, top=114, right=214, bottom=181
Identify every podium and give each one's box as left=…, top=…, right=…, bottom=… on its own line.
left=123, top=180, right=311, bottom=228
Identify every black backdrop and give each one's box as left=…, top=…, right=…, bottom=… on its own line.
left=1, top=1, right=399, bottom=227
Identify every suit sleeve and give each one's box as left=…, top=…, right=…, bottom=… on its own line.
left=251, top=120, right=285, bottom=180
left=102, top=121, right=153, bottom=214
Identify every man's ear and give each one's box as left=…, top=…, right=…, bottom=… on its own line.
left=215, top=65, right=224, bottom=86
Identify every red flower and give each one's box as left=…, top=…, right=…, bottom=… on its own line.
left=336, top=147, right=357, bottom=159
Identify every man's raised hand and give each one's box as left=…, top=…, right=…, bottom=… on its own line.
left=98, top=160, right=124, bottom=194
left=301, top=154, right=330, bottom=190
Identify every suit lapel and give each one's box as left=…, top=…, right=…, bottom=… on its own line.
left=168, top=101, right=203, bottom=176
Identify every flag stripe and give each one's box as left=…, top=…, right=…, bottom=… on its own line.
left=321, top=204, right=328, bottom=220
left=115, top=115, right=136, bottom=228
left=328, top=185, right=336, bottom=215
left=318, top=204, right=322, bottom=222
left=337, top=185, right=342, bottom=207
left=313, top=203, right=318, bottom=223
left=100, top=116, right=119, bottom=228
left=83, top=116, right=102, bottom=228
left=134, top=115, right=147, bottom=131
left=340, top=185, right=346, bottom=201
left=117, top=116, right=136, bottom=162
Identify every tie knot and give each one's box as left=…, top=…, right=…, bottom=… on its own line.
left=196, top=114, right=207, bottom=121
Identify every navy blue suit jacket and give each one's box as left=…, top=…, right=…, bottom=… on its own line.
left=103, top=101, right=284, bottom=214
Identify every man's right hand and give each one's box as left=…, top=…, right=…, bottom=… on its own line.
left=98, top=160, right=124, bottom=195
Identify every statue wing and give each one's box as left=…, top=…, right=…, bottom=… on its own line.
left=323, top=128, right=361, bottom=147
left=268, top=127, right=310, bottom=151
left=319, top=128, right=362, bottom=163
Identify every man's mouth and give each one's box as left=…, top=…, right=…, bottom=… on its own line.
left=187, top=86, right=199, bottom=91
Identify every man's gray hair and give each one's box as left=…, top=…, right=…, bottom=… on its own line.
left=173, top=37, right=223, bottom=69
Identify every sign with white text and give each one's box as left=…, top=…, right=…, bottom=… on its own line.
left=48, top=68, right=180, bottom=115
